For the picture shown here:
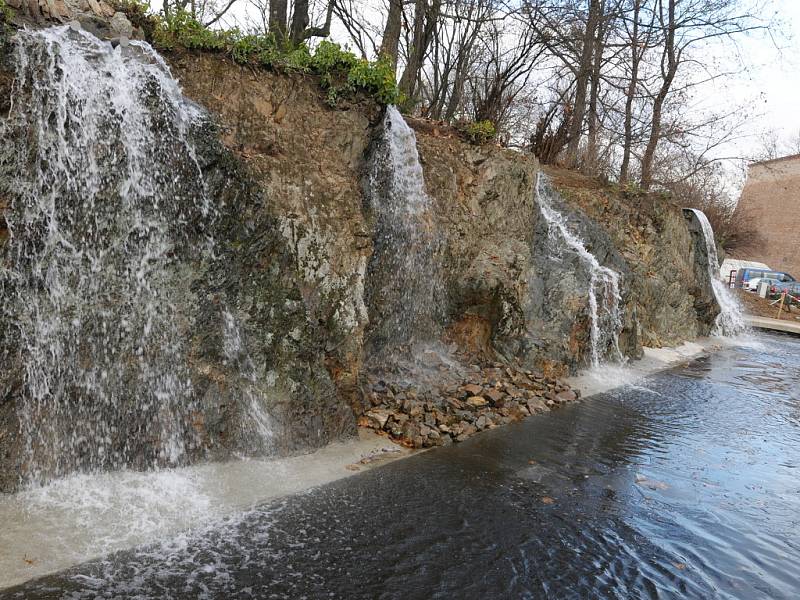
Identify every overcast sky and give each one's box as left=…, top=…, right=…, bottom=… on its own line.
left=156, top=0, right=800, bottom=190
left=718, top=0, right=800, bottom=161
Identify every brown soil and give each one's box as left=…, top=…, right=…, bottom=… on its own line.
left=735, top=288, right=800, bottom=321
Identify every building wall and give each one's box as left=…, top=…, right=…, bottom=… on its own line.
left=733, top=155, right=800, bottom=278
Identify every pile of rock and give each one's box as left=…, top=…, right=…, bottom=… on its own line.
left=359, top=363, right=579, bottom=448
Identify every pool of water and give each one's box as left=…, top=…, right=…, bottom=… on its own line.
left=2, top=332, right=799, bottom=599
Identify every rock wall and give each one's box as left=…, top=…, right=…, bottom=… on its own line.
left=169, top=52, right=718, bottom=373
left=547, top=169, right=718, bottom=347
left=0, top=31, right=720, bottom=489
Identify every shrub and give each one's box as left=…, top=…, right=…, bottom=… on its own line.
left=0, top=0, right=13, bottom=46
left=459, top=120, right=496, bottom=145
left=0, top=0, right=13, bottom=24
left=152, top=10, right=231, bottom=51
left=147, top=14, right=400, bottom=106
left=347, top=56, right=400, bottom=105
left=611, top=179, right=647, bottom=198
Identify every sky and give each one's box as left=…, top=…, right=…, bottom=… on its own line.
left=153, top=0, right=800, bottom=191
left=713, top=1, right=800, bottom=162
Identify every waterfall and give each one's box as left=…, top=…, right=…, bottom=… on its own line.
left=535, top=174, right=624, bottom=368
left=686, top=209, right=746, bottom=336
left=221, top=310, right=275, bottom=454
left=364, top=106, right=443, bottom=353
left=0, top=26, right=215, bottom=484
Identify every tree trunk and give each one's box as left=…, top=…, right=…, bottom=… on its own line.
left=585, top=7, right=604, bottom=174
left=399, top=0, right=440, bottom=107
left=269, top=0, right=288, bottom=43
left=289, top=0, right=334, bottom=45
left=379, top=0, right=403, bottom=69
left=619, top=0, right=643, bottom=183
left=564, top=0, right=602, bottom=168
left=641, top=0, right=677, bottom=190
left=443, top=57, right=469, bottom=121
left=290, top=0, right=310, bottom=44
left=443, top=20, right=482, bottom=121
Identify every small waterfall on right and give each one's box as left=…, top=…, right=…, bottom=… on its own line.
left=535, top=174, right=624, bottom=368
left=686, top=208, right=746, bottom=336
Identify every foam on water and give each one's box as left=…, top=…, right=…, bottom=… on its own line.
left=0, top=433, right=407, bottom=589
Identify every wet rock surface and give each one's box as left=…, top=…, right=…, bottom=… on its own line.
left=545, top=167, right=720, bottom=345
left=0, top=24, right=721, bottom=489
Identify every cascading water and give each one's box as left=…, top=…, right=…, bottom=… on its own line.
left=535, top=174, right=624, bottom=367
left=364, top=105, right=444, bottom=353
left=221, top=309, right=276, bottom=454
left=0, top=26, right=216, bottom=484
left=686, top=208, right=746, bottom=336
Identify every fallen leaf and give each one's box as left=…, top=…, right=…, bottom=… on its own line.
left=541, top=496, right=555, bottom=505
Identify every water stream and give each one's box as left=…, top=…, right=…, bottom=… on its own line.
left=3, top=331, right=797, bottom=598
left=363, top=106, right=444, bottom=354
left=686, top=208, right=746, bottom=336
left=0, top=26, right=280, bottom=486
left=535, top=174, right=624, bottom=367
left=221, top=309, right=276, bottom=455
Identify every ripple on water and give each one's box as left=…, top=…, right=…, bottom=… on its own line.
left=2, top=332, right=800, bottom=599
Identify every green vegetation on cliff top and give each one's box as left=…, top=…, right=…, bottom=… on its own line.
left=457, top=120, right=497, bottom=145
left=127, top=6, right=400, bottom=107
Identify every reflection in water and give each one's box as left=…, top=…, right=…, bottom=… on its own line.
left=3, top=332, right=800, bottom=599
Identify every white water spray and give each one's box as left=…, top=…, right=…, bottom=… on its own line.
left=222, top=309, right=276, bottom=453
left=535, top=174, right=624, bottom=367
left=0, top=26, right=215, bottom=484
left=686, top=209, right=746, bottom=336
left=364, top=106, right=443, bottom=351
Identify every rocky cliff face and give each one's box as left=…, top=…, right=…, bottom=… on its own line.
left=0, top=29, right=720, bottom=490
left=169, top=50, right=717, bottom=372
left=547, top=169, right=718, bottom=347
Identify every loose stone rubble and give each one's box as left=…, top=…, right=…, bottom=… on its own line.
left=359, top=349, right=580, bottom=448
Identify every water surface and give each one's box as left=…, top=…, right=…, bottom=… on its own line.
left=3, top=332, right=799, bottom=599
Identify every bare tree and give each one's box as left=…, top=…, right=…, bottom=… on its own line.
left=379, top=0, right=405, bottom=66
left=398, top=0, right=442, bottom=107
left=638, top=0, right=767, bottom=189
left=291, top=0, right=336, bottom=43
left=467, top=19, right=545, bottom=130
left=752, top=127, right=800, bottom=163
left=618, top=0, right=655, bottom=182
left=331, top=0, right=382, bottom=57
left=562, top=0, right=603, bottom=167
left=421, top=0, right=493, bottom=121
left=269, top=0, right=289, bottom=41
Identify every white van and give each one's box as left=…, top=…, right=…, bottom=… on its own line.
left=719, top=259, right=770, bottom=286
